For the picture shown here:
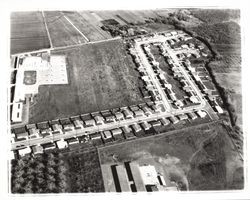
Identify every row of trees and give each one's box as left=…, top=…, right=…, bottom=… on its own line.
left=11, top=151, right=67, bottom=193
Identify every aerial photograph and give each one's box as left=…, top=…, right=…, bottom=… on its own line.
left=9, top=8, right=244, bottom=194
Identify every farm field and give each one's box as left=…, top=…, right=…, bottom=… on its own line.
left=99, top=122, right=244, bottom=191
left=28, top=39, right=147, bottom=123
left=63, top=11, right=112, bottom=41
left=44, top=11, right=87, bottom=47
left=10, top=11, right=50, bottom=54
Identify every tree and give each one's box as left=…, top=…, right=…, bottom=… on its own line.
left=46, top=182, right=57, bottom=193
left=12, top=182, right=22, bottom=193
left=47, top=167, right=56, bottom=175
left=24, top=180, right=33, bottom=193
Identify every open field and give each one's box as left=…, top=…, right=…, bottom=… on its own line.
left=44, top=11, right=87, bottom=47
left=190, top=9, right=240, bottom=24
left=63, top=11, right=112, bottom=41
left=28, top=39, right=147, bottom=123
left=99, top=122, right=243, bottom=190
left=11, top=11, right=50, bottom=54
left=208, top=44, right=242, bottom=128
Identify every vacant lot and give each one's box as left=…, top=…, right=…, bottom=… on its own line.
left=11, top=11, right=50, bottom=54
left=62, top=147, right=105, bottom=192
left=99, top=122, right=243, bottom=190
left=28, top=39, right=147, bottom=123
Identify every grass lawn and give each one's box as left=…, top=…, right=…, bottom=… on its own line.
left=28, top=39, right=147, bottom=123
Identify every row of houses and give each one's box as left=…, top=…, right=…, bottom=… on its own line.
left=183, top=60, right=224, bottom=114
left=158, top=43, right=192, bottom=107
left=129, top=44, right=162, bottom=101
left=12, top=109, right=207, bottom=158
left=11, top=103, right=165, bottom=143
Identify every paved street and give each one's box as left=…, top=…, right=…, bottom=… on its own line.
left=11, top=33, right=219, bottom=151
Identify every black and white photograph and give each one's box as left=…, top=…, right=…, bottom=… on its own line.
left=1, top=0, right=249, bottom=199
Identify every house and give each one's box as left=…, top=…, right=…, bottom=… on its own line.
left=151, top=105, right=161, bottom=113
left=178, top=114, right=188, bottom=121
left=84, top=119, right=96, bottom=127
left=103, top=130, right=112, bottom=139
left=57, top=139, right=68, bottom=149
left=134, top=110, right=145, bottom=118
left=16, top=132, right=29, bottom=140
left=94, top=115, right=104, bottom=125
left=111, top=128, right=123, bottom=136
left=28, top=130, right=41, bottom=140
left=160, top=118, right=170, bottom=126
left=18, top=147, right=31, bottom=157
left=190, top=96, right=199, bottom=104
left=11, top=133, right=15, bottom=143
left=198, top=45, right=204, bottom=50
left=105, top=115, right=116, bottom=123
left=41, top=129, right=52, bottom=137
left=142, top=106, right=152, bottom=116
left=169, top=116, right=179, bottom=124
left=121, top=126, right=132, bottom=134
left=150, top=120, right=161, bottom=127
left=171, top=31, right=177, bottom=35
left=67, top=137, right=79, bottom=145
left=123, top=109, right=133, bottom=119
left=141, top=121, right=151, bottom=130
left=169, top=93, right=177, bottom=102
left=52, top=124, right=62, bottom=133
left=131, top=124, right=142, bottom=132
left=215, top=105, right=223, bottom=114
left=115, top=112, right=124, bottom=121
left=196, top=110, right=207, bottom=118
left=175, top=100, right=184, bottom=107
left=187, top=112, right=197, bottom=120
left=90, top=132, right=102, bottom=140
left=63, top=124, right=75, bottom=132
left=158, top=74, right=165, bottom=81
left=28, top=127, right=40, bottom=136
left=43, top=143, right=56, bottom=151
left=31, top=145, right=43, bottom=155
left=73, top=120, right=84, bottom=129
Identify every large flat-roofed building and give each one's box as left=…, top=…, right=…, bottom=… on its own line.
left=139, top=165, right=159, bottom=186
left=115, top=165, right=131, bottom=192
left=129, top=162, right=146, bottom=192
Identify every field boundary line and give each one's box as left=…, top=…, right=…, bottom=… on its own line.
left=11, top=37, right=120, bottom=57
left=41, top=11, right=53, bottom=48
left=63, top=14, right=90, bottom=42
left=98, top=119, right=221, bottom=150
